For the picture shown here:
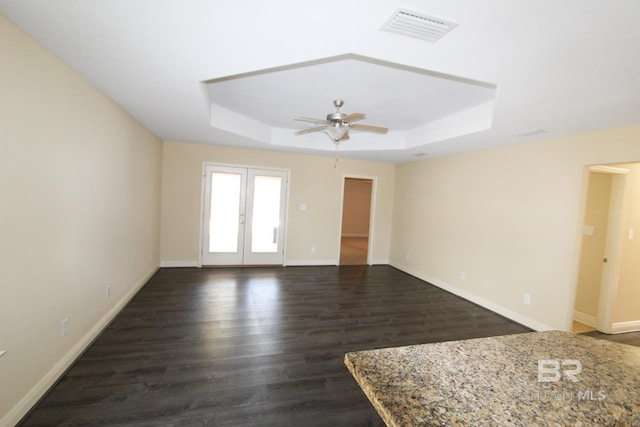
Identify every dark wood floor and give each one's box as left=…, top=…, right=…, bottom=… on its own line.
left=19, top=266, right=546, bottom=425
left=582, top=329, right=640, bottom=347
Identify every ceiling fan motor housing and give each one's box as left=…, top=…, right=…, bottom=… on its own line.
left=326, top=99, right=348, bottom=124
left=327, top=112, right=347, bottom=123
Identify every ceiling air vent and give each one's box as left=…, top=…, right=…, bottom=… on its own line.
left=381, top=8, right=458, bottom=42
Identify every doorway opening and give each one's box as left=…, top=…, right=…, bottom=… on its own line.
left=339, top=177, right=373, bottom=265
left=572, top=163, right=640, bottom=334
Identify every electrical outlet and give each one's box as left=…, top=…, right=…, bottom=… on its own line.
left=405, top=251, right=410, bottom=260
left=523, top=293, right=531, bottom=305
left=61, top=318, right=69, bottom=337
left=106, top=285, right=112, bottom=299
left=460, top=272, right=466, bottom=281
left=310, top=246, right=316, bottom=254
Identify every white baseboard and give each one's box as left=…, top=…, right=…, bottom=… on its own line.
left=1, top=266, right=159, bottom=427
left=611, top=320, right=640, bottom=334
left=160, top=260, right=199, bottom=267
left=573, top=310, right=597, bottom=327
left=284, top=259, right=389, bottom=267
left=390, top=261, right=555, bottom=332
left=284, top=259, right=338, bottom=266
left=160, top=260, right=390, bottom=268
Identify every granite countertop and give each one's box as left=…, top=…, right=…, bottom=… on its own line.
left=345, top=331, right=640, bottom=426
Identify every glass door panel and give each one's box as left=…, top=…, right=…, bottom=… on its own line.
left=250, top=175, right=282, bottom=253
left=209, top=172, right=242, bottom=253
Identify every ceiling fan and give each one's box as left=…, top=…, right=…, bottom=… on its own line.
left=294, top=99, right=388, bottom=143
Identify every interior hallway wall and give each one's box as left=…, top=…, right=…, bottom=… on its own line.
left=341, top=178, right=373, bottom=237
left=0, top=14, right=163, bottom=425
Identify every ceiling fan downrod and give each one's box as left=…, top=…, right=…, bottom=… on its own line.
left=327, top=99, right=347, bottom=122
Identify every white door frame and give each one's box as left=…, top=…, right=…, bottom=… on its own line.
left=592, top=166, right=629, bottom=333
left=572, top=165, right=629, bottom=333
left=243, top=168, right=289, bottom=265
left=200, top=162, right=290, bottom=266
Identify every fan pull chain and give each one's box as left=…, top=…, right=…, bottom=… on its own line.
left=333, top=143, right=340, bottom=168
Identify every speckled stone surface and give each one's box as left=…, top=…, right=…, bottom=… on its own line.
left=345, top=331, right=640, bottom=426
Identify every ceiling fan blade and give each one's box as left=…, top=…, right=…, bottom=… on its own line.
left=342, top=112, right=366, bottom=123
left=340, top=132, right=350, bottom=141
left=295, top=125, right=327, bottom=135
left=350, top=123, right=389, bottom=134
left=294, top=116, right=329, bottom=125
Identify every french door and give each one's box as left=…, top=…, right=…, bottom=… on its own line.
left=202, top=165, right=288, bottom=265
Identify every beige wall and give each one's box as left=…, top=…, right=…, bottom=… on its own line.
left=160, top=142, right=395, bottom=265
left=574, top=172, right=612, bottom=319
left=613, top=163, right=640, bottom=324
left=0, top=15, right=162, bottom=425
left=390, top=126, right=640, bottom=331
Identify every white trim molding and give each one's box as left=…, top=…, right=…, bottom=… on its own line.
left=573, top=310, right=597, bottom=328
left=589, top=165, right=630, bottom=174
left=611, top=320, right=640, bottom=334
left=284, top=259, right=339, bottom=266
left=160, top=260, right=200, bottom=268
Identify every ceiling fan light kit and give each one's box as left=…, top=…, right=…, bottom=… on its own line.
left=294, top=99, right=388, bottom=144
left=325, top=122, right=349, bottom=143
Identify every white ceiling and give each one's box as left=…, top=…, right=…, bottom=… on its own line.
left=2, top=0, right=639, bottom=163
